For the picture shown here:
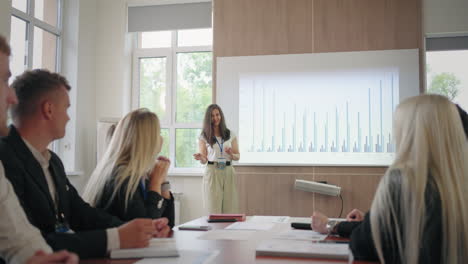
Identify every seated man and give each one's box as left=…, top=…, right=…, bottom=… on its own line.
left=0, top=35, right=78, bottom=264
left=0, top=69, right=170, bottom=259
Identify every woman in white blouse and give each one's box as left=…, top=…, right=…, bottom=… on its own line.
left=194, top=104, right=240, bottom=213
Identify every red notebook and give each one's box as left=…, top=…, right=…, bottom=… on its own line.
left=209, top=214, right=246, bottom=221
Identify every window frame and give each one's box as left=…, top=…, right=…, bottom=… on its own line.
left=11, top=0, right=63, bottom=154
left=11, top=0, right=63, bottom=74
left=132, top=30, right=212, bottom=175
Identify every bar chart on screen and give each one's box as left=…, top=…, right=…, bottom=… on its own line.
left=239, top=68, right=399, bottom=165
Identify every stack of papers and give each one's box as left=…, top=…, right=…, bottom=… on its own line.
left=273, top=229, right=327, bottom=241
left=248, top=216, right=290, bottom=223
left=135, top=250, right=219, bottom=264
left=225, top=222, right=275, bottom=231
left=198, top=230, right=257, bottom=240
left=256, top=239, right=350, bottom=260
left=111, top=238, right=179, bottom=259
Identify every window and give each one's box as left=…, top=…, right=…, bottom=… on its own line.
left=10, top=0, right=62, bottom=81
left=426, top=37, right=468, bottom=110
left=10, top=0, right=63, bottom=154
left=133, top=28, right=213, bottom=173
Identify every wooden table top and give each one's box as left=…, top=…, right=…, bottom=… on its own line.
left=81, top=217, right=376, bottom=264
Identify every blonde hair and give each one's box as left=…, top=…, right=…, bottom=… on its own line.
left=370, top=94, right=468, bottom=263
left=83, top=108, right=162, bottom=210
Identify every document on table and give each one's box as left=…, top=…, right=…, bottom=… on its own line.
left=273, top=229, right=327, bottom=241
left=135, top=250, right=220, bottom=264
left=198, top=230, right=257, bottom=240
left=256, top=239, right=350, bottom=260
left=248, top=215, right=290, bottom=223
left=225, top=222, right=275, bottom=230
left=111, top=238, right=178, bottom=259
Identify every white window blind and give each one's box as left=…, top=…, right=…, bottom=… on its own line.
left=128, top=2, right=212, bottom=32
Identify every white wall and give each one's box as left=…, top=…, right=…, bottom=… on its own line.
left=424, top=0, right=468, bottom=36
left=0, top=1, right=11, bottom=38
left=95, top=0, right=132, bottom=119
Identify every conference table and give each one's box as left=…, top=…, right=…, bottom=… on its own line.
left=81, top=216, right=377, bottom=264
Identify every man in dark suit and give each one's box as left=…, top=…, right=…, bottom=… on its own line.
left=0, top=69, right=170, bottom=259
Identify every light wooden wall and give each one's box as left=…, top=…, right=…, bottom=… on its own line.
left=213, top=0, right=422, bottom=217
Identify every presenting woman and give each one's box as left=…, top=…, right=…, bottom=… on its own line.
left=83, top=109, right=175, bottom=227
left=194, top=104, right=240, bottom=213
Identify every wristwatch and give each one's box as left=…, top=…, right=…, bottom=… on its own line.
left=326, top=220, right=340, bottom=235
left=161, top=181, right=171, bottom=192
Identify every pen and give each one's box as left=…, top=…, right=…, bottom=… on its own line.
left=315, top=240, right=349, bottom=244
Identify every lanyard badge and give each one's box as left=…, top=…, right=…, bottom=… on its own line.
left=215, top=137, right=226, bottom=170
left=55, top=213, right=71, bottom=233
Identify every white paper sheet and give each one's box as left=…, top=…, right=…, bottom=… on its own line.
left=198, top=230, right=257, bottom=240
left=225, top=222, right=275, bottom=231
left=256, top=239, right=350, bottom=260
left=135, top=250, right=220, bottom=264
left=248, top=215, right=290, bottom=223
left=110, top=238, right=178, bottom=259
left=273, top=229, right=327, bottom=241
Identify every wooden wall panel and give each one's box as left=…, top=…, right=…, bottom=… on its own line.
left=313, top=0, right=421, bottom=52
left=235, top=166, right=385, bottom=217
left=213, top=0, right=314, bottom=57
left=214, top=0, right=422, bottom=216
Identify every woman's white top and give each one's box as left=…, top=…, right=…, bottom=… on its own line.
left=200, top=132, right=237, bottom=162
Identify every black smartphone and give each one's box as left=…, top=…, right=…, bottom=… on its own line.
left=178, top=225, right=212, bottom=231
left=207, top=219, right=237, bottom=223
left=291, top=222, right=312, bottom=230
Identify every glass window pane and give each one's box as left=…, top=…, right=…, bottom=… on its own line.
left=176, top=52, right=212, bottom=123
left=9, top=17, right=28, bottom=82
left=34, top=0, right=58, bottom=27
left=139, top=57, right=167, bottom=120
left=426, top=50, right=468, bottom=110
left=140, top=31, right=172, bottom=49
left=33, top=27, right=57, bottom=72
left=12, top=0, right=28, bottom=13
left=177, top=28, right=212, bottom=47
left=175, top=129, right=202, bottom=168
left=159, top=128, right=170, bottom=159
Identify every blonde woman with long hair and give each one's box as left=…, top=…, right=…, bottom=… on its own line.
left=83, top=109, right=174, bottom=227
left=312, top=95, right=468, bottom=263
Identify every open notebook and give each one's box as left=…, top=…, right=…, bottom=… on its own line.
left=256, top=239, right=351, bottom=260
left=111, top=238, right=179, bottom=259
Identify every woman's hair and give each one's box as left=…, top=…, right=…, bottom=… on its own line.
left=370, top=94, right=468, bottom=263
left=83, top=108, right=162, bottom=210
left=201, top=104, right=230, bottom=146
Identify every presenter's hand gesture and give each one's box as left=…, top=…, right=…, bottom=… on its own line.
left=311, top=211, right=329, bottom=234
left=193, top=153, right=206, bottom=161
left=346, top=209, right=364, bottom=222
left=118, top=219, right=157, bottom=249
left=225, top=147, right=233, bottom=155
left=27, top=250, right=78, bottom=264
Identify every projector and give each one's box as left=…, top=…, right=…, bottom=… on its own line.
left=294, top=179, right=341, bottom=196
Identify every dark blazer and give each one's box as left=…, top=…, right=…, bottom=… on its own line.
left=0, top=126, right=124, bottom=259
left=349, top=170, right=442, bottom=263
left=96, top=177, right=175, bottom=228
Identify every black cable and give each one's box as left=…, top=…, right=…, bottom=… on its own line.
left=338, top=194, right=344, bottom=218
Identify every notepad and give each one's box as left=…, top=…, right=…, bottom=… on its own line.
left=208, top=213, right=246, bottom=221
left=110, top=238, right=179, bottom=259
left=256, top=239, right=350, bottom=260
